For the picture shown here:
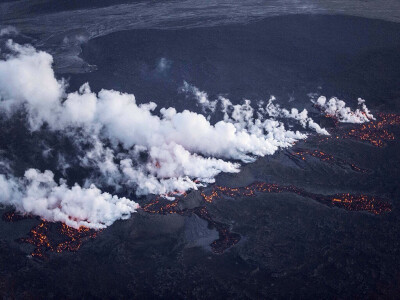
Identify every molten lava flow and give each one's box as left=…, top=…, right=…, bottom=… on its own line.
left=5, top=111, right=398, bottom=258
left=141, top=193, right=241, bottom=254
left=292, top=149, right=334, bottom=162
left=201, top=182, right=391, bottom=215
left=141, top=191, right=187, bottom=214
left=328, top=194, right=391, bottom=214
left=193, top=206, right=241, bottom=254
left=142, top=179, right=391, bottom=255
left=339, top=113, right=399, bottom=147
left=19, top=221, right=101, bottom=259
left=2, top=210, right=102, bottom=259
left=2, top=211, right=31, bottom=222
left=289, top=149, right=369, bottom=173
left=314, top=113, right=400, bottom=147
left=141, top=198, right=180, bottom=214
left=22, top=222, right=51, bottom=258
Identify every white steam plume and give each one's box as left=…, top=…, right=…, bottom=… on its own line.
left=180, top=81, right=217, bottom=115
left=0, top=40, right=374, bottom=227
left=0, top=169, right=138, bottom=229
left=313, top=96, right=375, bottom=123
left=0, top=40, right=64, bottom=130
left=183, top=83, right=329, bottom=136
left=263, top=97, right=330, bottom=135
left=0, top=41, right=306, bottom=163
left=0, top=26, right=18, bottom=37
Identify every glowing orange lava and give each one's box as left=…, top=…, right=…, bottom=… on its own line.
left=1, top=111, right=397, bottom=258
left=200, top=182, right=391, bottom=215
left=289, top=149, right=369, bottom=173
left=2, top=211, right=30, bottom=222
left=334, top=113, right=400, bottom=147
left=193, top=206, right=241, bottom=254
left=141, top=177, right=391, bottom=255
left=141, top=193, right=240, bottom=254
left=19, top=221, right=101, bottom=259
left=142, top=198, right=180, bottom=214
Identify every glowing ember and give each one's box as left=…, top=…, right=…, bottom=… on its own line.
left=141, top=194, right=241, bottom=254
left=2, top=211, right=30, bottom=222
left=324, top=113, right=400, bottom=147
left=1, top=111, right=397, bottom=258
left=201, top=182, right=391, bottom=215
left=19, top=221, right=101, bottom=259
left=289, top=148, right=369, bottom=173
left=346, top=113, right=399, bottom=147
left=141, top=198, right=180, bottom=214
left=193, top=206, right=240, bottom=254
left=142, top=179, right=390, bottom=255
left=328, top=194, right=391, bottom=214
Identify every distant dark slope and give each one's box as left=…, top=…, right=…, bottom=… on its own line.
left=75, top=15, right=400, bottom=110
left=29, top=0, right=147, bottom=14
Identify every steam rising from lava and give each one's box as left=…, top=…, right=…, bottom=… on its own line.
left=313, top=96, right=375, bottom=123
left=0, top=169, right=138, bottom=229
left=0, top=39, right=375, bottom=228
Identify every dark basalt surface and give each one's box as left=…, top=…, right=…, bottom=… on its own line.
left=73, top=14, right=400, bottom=112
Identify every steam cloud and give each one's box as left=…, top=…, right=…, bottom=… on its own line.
left=0, top=26, right=18, bottom=37
left=0, top=40, right=374, bottom=228
left=0, top=169, right=138, bottom=229
left=181, top=81, right=217, bottom=115
left=313, top=96, right=375, bottom=123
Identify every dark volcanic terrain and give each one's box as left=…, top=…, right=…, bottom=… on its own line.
left=1, top=13, right=400, bottom=299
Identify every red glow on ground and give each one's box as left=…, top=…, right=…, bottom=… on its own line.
left=3, top=113, right=398, bottom=257
left=289, top=149, right=369, bottom=173
left=19, top=221, right=101, bottom=259
left=201, top=182, right=391, bottom=215
left=320, top=113, right=400, bottom=147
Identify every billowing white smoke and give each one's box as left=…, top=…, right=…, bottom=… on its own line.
left=0, top=41, right=305, bottom=164
left=182, top=82, right=374, bottom=133
left=263, top=97, right=330, bottom=135
left=80, top=136, right=240, bottom=196
left=180, top=81, right=217, bottom=115
left=218, top=97, right=309, bottom=154
left=0, top=40, right=374, bottom=228
left=313, top=96, right=375, bottom=123
left=0, top=169, right=138, bottom=229
left=0, top=26, right=18, bottom=37
left=0, top=41, right=64, bottom=130
left=181, top=82, right=329, bottom=135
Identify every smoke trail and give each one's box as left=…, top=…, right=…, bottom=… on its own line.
left=313, top=96, right=375, bottom=123
left=0, top=169, right=138, bottom=229
left=0, top=40, right=375, bottom=228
